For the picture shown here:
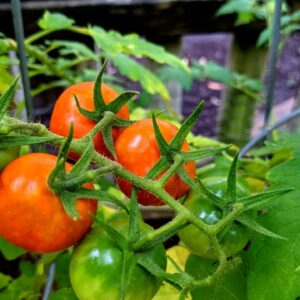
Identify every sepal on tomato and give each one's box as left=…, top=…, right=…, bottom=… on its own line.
left=47, top=125, right=128, bottom=219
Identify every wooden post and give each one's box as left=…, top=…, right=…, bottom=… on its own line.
left=217, top=32, right=267, bottom=146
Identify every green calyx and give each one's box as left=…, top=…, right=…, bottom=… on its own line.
left=74, top=59, right=137, bottom=157
left=193, top=153, right=293, bottom=240
left=47, top=124, right=128, bottom=220
left=146, top=100, right=229, bottom=182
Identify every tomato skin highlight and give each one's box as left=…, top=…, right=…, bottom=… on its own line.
left=69, top=222, right=167, bottom=300
left=178, top=177, right=250, bottom=259
left=49, top=82, right=129, bottom=159
left=0, top=153, right=98, bottom=253
left=115, top=119, right=196, bottom=206
left=0, top=146, right=20, bottom=172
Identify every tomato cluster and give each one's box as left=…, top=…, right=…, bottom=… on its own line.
left=0, top=80, right=196, bottom=299
left=0, top=79, right=251, bottom=300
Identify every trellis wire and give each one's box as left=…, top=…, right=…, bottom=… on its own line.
left=263, top=0, right=283, bottom=127
left=239, top=108, right=300, bottom=158
left=11, top=0, right=34, bottom=120
left=41, top=262, right=56, bottom=300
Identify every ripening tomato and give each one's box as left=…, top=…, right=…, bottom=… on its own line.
left=178, top=177, right=250, bottom=259
left=50, top=82, right=129, bottom=158
left=115, top=119, right=196, bottom=206
left=69, top=221, right=167, bottom=300
left=0, top=153, right=97, bottom=253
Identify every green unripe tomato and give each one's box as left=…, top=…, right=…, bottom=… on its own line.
left=178, top=176, right=250, bottom=259
left=69, top=221, right=167, bottom=300
left=0, top=146, right=20, bottom=171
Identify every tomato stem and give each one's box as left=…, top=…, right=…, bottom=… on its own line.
left=131, top=214, right=187, bottom=250
left=158, top=155, right=185, bottom=187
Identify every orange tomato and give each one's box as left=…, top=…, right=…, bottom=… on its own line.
left=0, top=153, right=97, bottom=253
left=115, top=119, right=196, bottom=206
left=50, top=82, right=129, bottom=158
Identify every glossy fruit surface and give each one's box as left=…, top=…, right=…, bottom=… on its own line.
left=69, top=222, right=167, bottom=300
left=115, top=118, right=196, bottom=206
left=50, top=82, right=129, bottom=158
left=0, top=146, right=20, bottom=171
left=178, top=177, right=250, bottom=259
left=185, top=253, right=247, bottom=299
left=0, top=153, right=98, bottom=253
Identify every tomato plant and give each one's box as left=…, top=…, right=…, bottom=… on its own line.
left=0, top=153, right=98, bottom=253
left=69, top=221, right=167, bottom=300
left=50, top=82, right=129, bottom=158
left=178, top=177, right=251, bottom=259
left=115, top=118, right=196, bottom=206
left=0, top=146, right=20, bottom=171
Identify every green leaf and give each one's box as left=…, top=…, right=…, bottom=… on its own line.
left=38, top=11, right=74, bottom=30
left=246, top=152, right=300, bottom=299
left=121, top=35, right=188, bottom=71
left=216, top=0, right=250, bottom=16
left=49, top=288, right=78, bottom=300
left=111, top=54, right=170, bottom=102
left=204, top=61, right=235, bottom=85
left=89, top=26, right=123, bottom=55
left=0, top=273, right=12, bottom=290
left=158, top=66, right=192, bottom=91
left=0, top=76, right=19, bottom=121
left=0, top=262, right=40, bottom=300
left=52, top=252, right=72, bottom=289
left=51, top=40, right=98, bottom=60
left=257, top=28, right=271, bottom=47
left=185, top=254, right=247, bottom=300
left=0, top=237, right=26, bottom=260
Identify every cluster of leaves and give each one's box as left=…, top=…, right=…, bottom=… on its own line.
left=216, top=0, right=300, bottom=47
left=0, top=10, right=265, bottom=116
left=0, top=11, right=187, bottom=101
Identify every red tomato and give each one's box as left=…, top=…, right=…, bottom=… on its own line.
left=115, top=119, right=196, bottom=206
left=50, top=82, right=129, bottom=158
left=0, top=153, right=97, bottom=253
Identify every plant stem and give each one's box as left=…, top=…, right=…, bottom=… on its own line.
left=83, top=111, right=115, bottom=140
left=64, top=166, right=117, bottom=189
left=159, top=155, right=184, bottom=187
left=210, top=203, right=244, bottom=235
left=132, top=214, right=187, bottom=250
left=2, top=116, right=243, bottom=257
